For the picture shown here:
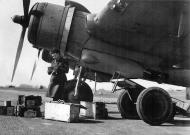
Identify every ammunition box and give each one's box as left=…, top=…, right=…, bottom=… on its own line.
left=0, top=106, right=6, bottom=115
left=6, top=106, right=15, bottom=116
left=80, top=101, right=96, bottom=118
left=24, top=109, right=37, bottom=118
left=15, top=105, right=41, bottom=117
left=26, top=100, right=36, bottom=108
left=17, top=95, right=42, bottom=107
left=80, top=101, right=108, bottom=119
left=45, top=102, right=80, bottom=122
left=25, top=95, right=42, bottom=107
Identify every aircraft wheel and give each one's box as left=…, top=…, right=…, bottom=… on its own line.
left=117, top=90, right=139, bottom=119
left=136, top=87, right=173, bottom=125
left=64, top=79, right=93, bottom=103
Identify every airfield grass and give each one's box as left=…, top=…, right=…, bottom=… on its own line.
left=0, top=87, right=189, bottom=135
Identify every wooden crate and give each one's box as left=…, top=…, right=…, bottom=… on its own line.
left=45, top=102, right=80, bottom=122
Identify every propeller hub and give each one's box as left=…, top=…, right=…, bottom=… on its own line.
left=12, top=15, right=28, bottom=27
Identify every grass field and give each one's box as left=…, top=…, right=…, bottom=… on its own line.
left=0, top=88, right=189, bottom=135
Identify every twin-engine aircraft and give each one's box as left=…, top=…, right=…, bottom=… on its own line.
left=11, top=0, right=190, bottom=125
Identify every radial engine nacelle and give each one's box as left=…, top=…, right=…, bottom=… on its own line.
left=28, top=2, right=90, bottom=62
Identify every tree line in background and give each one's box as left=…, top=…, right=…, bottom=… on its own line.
left=0, top=84, right=47, bottom=90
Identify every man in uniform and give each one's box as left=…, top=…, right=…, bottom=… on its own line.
left=46, top=49, right=69, bottom=101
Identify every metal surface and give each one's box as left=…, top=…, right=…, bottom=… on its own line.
left=60, top=7, right=75, bottom=56
left=35, top=3, right=64, bottom=49
left=81, top=49, right=144, bottom=79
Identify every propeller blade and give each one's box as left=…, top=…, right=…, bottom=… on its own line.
left=30, top=49, right=41, bottom=80
left=23, top=0, right=30, bottom=19
left=38, top=49, right=42, bottom=59
left=30, top=60, right=37, bottom=80
left=11, top=27, right=26, bottom=82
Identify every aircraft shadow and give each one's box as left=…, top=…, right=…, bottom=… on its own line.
left=107, top=116, right=122, bottom=120
left=80, top=116, right=123, bottom=121
left=161, top=119, right=190, bottom=127
left=79, top=119, right=103, bottom=124
left=168, top=120, right=190, bottom=127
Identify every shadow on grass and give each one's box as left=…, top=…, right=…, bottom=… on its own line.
left=79, top=119, right=104, bottom=124
left=42, top=117, right=103, bottom=124
left=107, top=116, right=123, bottom=120
left=166, top=119, right=190, bottom=127
left=80, top=115, right=123, bottom=121
left=160, top=118, right=190, bottom=127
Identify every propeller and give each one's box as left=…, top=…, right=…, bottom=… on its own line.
left=11, top=0, right=30, bottom=82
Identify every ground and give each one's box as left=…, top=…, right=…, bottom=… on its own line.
left=0, top=88, right=190, bottom=135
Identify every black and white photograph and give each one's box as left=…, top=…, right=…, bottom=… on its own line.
left=0, top=0, right=190, bottom=134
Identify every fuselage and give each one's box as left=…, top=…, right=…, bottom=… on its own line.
left=27, top=0, right=190, bottom=87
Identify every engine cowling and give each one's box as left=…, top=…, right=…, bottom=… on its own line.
left=28, top=3, right=69, bottom=50
left=28, top=2, right=90, bottom=62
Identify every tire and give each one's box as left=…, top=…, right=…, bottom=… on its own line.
left=64, top=79, right=93, bottom=103
left=136, top=87, right=173, bottom=125
left=117, top=90, right=139, bottom=119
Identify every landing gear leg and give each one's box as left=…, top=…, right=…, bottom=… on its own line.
left=64, top=66, right=93, bottom=103
left=74, top=66, right=83, bottom=97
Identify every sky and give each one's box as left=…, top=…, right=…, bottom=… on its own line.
left=0, top=0, right=185, bottom=91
